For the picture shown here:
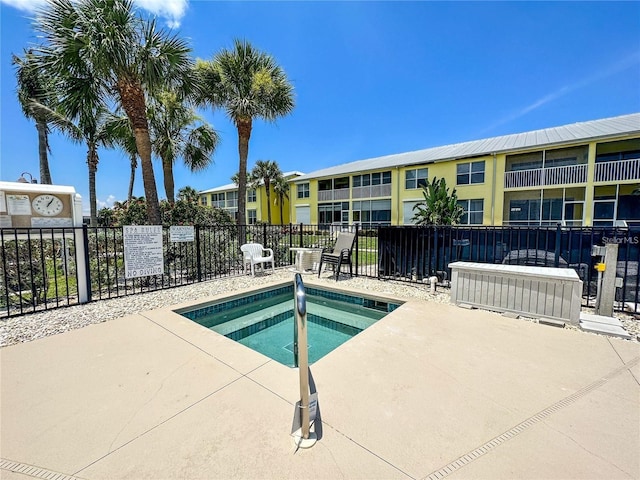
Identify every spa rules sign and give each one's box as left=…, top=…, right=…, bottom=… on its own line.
left=123, top=225, right=164, bottom=279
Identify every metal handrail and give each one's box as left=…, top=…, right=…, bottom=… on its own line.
left=293, top=273, right=311, bottom=441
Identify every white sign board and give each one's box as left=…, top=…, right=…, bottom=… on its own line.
left=0, top=192, right=6, bottom=212
left=31, top=217, right=73, bottom=228
left=123, top=225, right=164, bottom=279
left=0, top=215, right=11, bottom=228
left=291, top=392, right=318, bottom=434
left=169, top=225, right=195, bottom=242
left=7, top=194, right=31, bottom=215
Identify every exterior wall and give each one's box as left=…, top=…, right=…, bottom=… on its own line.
left=284, top=130, right=640, bottom=227
left=200, top=182, right=295, bottom=225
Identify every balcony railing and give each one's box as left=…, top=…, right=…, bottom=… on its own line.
left=352, top=184, right=392, bottom=199
left=594, top=158, right=640, bottom=182
left=318, top=189, right=350, bottom=202
left=504, top=164, right=587, bottom=189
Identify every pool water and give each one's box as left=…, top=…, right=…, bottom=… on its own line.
left=178, top=285, right=401, bottom=367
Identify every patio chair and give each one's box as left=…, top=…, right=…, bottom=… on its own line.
left=240, top=243, right=275, bottom=276
left=318, top=231, right=356, bottom=281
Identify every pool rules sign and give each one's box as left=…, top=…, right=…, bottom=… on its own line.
left=123, top=225, right=164, bottom=279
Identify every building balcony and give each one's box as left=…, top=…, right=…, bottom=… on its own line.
left=594, top=158, right=640, bottom=183
left=504, top=164, right=588, bottom=189
left=318, top=189, right=350, bottom=202
left=352, top=184, right=392, bottom=199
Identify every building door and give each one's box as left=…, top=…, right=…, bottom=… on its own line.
left=295, top=205, right=310, bottom=224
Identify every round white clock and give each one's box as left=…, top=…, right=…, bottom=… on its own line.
left=32, top=194, right=64, bottom=216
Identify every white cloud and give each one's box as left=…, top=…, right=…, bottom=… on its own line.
left=479, top=51, right=640, bottom=135
left=97, top=194, right=117, bottom=210
left=1, top=0, right=46, bottom=11
left=135, top=0, right=188, bottom=28
left=1, top=0, right=188, bottom=28
left=84, top=194, right=117, bottom=214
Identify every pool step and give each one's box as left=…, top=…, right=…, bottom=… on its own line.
left=209, top=297, right=383, bottom=337
left=211, top=301, right=292, bottom=336
left=307, top=302, right=382, bottom=331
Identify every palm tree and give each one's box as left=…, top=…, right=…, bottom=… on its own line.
left=23, top=59, right=121, bottom=226
left=148, top=91, right=219, bottom=203
left=177, top=186, right=199, bottom=204
left=12, top=49, right=55, bottom=184
left=38, top=104, right=121, bottom=226
left=195, top=39, right=295, bottom=225
left=249, top=160, right=282, bottom=224
left=272, top=173, right=289, bottom=224
left=34, top=0, right=194, bottom=224
left=412, top=177, right=464, bottom=226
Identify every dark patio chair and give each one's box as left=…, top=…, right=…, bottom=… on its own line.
left=318, top=231, right=356, bottom=281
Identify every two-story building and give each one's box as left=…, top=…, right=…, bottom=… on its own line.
left=290, top=113, right=640, bottom=227
left=199, top=171, right=303, bottom=224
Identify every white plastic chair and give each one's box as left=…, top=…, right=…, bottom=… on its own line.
left=240, top=243, right=275, bottom=276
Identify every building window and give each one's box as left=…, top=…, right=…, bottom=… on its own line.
left=334, top=177, right=349, bottom=190
left=405, top=168, right=428, bottom=189
left=457, top=161, right=485, bottom=185
left=457, top=199, right=484, bottom=225
left=596, top=149, right=640, bottom=163
left=247, top=209, right=257, bottom=224
left=318, top=179, right=332, bottom=191
left=508, top=198, right=563, bottom=225
left=200, top=195, right=208, bottom=206
left=352, top=199, right=391, bottom=227
left=297, top=183, right=310, bottom=199
left=211, top=193, right=225, bottom=208
left=318, top=202, right=349, bottom=224
left=226, top=191, right=238, bottom=208
left=247, top=189, right=256, bottom=203
left=353, top=171, right=391, bottom=187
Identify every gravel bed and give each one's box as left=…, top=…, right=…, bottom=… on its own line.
left=1, top=269, right=637, bottom=347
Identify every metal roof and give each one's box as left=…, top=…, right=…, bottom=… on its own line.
left=293, top=113, right=640, bottom=182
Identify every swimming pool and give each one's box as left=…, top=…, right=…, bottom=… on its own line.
left=177, top=284, right=401, bottom=367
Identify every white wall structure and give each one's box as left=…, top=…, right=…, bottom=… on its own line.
left=450, top=262, right=582, bottom=325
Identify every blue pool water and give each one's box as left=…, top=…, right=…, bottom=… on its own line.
left=178, top=284, right=401, bottom=367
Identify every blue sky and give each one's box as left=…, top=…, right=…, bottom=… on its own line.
left=1, top=1, right=639, bottom=214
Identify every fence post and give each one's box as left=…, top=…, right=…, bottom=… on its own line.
left=263, top=223, right=267, bottom=247
left=355, top=223, right=359, bottom=277
left=434, top=225, right=439, bottom=276
left=554, top=223, right=562, bottom=268
left=289, top=223, right=293, bottom=257
left=299, top=223, right=303, bottom=248
left=195, top=225, right=202, bottom=282
left=78, top=225, right=91, bottom=303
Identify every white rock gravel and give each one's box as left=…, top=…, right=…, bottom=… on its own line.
left=1, top=269, right=637, bottom=347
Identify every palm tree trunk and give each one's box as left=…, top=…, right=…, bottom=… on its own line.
left=135, top=131, right=162, bottom=224
left=36, top=120, right=52, bottom=184
left=162, top=155, right=175, bottom=204
left=128, top=154, right=137, bottom=201
left=117, top=79, right=161, bottom=224
left=236, top=117, right=252, bottom=227
left=87, top=144, right=99, bottom=227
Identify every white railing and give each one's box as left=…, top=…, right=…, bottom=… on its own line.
left=318, top=189, right=350, bottom=201
left=352, top=184, right=392, bottom=199
left=594, top=158, right=640, bottom=182
left=504, top=164, right=587, bottom=188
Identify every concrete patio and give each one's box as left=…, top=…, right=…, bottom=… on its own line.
left=1, top=277, right=639, bottom=479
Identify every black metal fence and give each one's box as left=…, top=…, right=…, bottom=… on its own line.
left=0, top=224, right=360, bottom=318
left=1, top=223, right=638, bottom=317
left=377, top=225, right=640, bottom=313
